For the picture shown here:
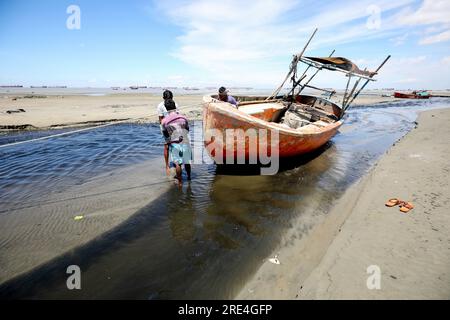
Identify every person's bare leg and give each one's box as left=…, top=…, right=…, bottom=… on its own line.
left=164, top=144, right=170, bottom=176
left=184, top=164, right=191, bottom=180
left=175, top=163, right=182, bottom=187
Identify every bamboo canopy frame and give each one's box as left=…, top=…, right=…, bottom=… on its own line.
left=268, top=28, right=391, bottom=117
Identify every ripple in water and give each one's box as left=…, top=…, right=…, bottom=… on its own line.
left=0, top=123, right=162, bottom=209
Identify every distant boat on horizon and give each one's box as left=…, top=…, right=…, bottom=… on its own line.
left=229, top=87, right=253, bottom=90
left=183, top=87, right=200, bottom=90
left=29, top=85, right=67, bottom=88
left=394, top=90, right=430, bottom=99
left=128, top=86, right=148, bottom=90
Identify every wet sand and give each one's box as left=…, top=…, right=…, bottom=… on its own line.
left=0, top=93, right=204, bottom=130
left=238, top=108, right=450, bottom=299
left=0, top=159, right=173, bottom=283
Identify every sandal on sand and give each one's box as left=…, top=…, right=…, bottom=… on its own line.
left=385, top=198, right=401, bottom=207
left=399, top=202, right=414, bottom=213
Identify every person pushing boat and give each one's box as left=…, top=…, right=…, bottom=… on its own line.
left=161, top=99, right=192, bottom=186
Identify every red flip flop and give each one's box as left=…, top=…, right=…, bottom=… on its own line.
left=399, top=202, right=414, bottom=213
left=385, top=198, right=401, bottom=207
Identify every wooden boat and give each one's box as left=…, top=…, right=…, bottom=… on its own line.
left=203, top=28, right=390, bottom=164
left=203, top=94, right=343, bottom=159
left=394, top=91, right=430, bottom=99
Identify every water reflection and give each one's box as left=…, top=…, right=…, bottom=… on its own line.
left=168, top=184, right=197, bottom=243
left=0, top=144, right=339, bottom=299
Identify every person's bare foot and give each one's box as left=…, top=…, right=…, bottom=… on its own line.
left=172, top=178, right=182, bottom=189
left=175, top=164, right=182, bottom=187
left=165, top=166, right=170, bottom=176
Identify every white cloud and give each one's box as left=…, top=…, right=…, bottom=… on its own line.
left=397, top=0, right=450, bottom=26
left=390, top=33, right=409, bottom=46
left=424, top=25, right=449, bottom=34
left=377, top=55, right=450, bottom=89
left=419, top=29, right=450, bottom=44
left=164, top=0, right=299, bottom=71
left=163, top=0, right=415, bottom=62
left=396, top=0, right=450, bottom=45
left=156, top=0, right=450, bottom=88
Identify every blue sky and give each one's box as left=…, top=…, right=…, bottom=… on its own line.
left=1, top=0, right=449, bottom=89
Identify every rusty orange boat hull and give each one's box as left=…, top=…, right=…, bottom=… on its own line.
left=203, top=95, right=343, bottom=162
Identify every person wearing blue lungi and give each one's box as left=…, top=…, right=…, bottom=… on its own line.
left=161, top=99, right=192, bottom=185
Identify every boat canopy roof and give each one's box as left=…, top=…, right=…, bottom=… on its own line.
left=301, top=56, right=376, bottom=80
left=415, top=90, right=430, bottom=96
left=266, top=28, right=390, bottom=112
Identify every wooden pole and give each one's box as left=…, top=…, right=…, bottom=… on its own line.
left=286, top=74, right=307, bottom=98
left=266, top=28, right=318, bottom=100
left=297, top=49, right=335, bottom=95
left=344, top=55, right=391, bottom=111
left=343, top=68, right=366, bottom=108
left=303, top=84, right=335, bottom=94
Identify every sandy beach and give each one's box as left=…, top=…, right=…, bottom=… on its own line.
left=0, top=92, right=205, bottom=130
left=238, top=108, right=450, bottom=299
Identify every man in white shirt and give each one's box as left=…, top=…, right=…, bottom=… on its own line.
left=157, top=90, right=179, bottom=122
left=157, top=90, right=179, bottom=175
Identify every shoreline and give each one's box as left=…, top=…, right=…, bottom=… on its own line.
left=1, top=91, right=440, bottom=132
left=0, top=93, right=205, bottom=132
left=237, top=107, right=450, bottom=299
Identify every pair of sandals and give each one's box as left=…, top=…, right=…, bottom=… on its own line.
left=385, top=198, right=414, bottom=213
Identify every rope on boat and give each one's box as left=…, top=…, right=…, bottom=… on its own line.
left=0, top=178, right=174, bottom=214
left=0, top=103, right=204, bottom=149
